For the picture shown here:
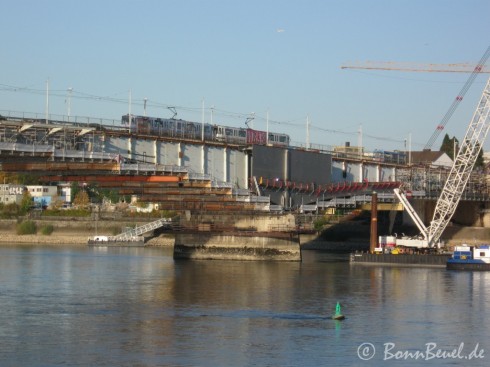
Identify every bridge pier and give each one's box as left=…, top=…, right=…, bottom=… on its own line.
left=173, top=233, right=301, bottom=261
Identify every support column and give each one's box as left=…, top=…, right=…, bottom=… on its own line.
left=284, top=148, right=290, bottom=208
left=201, top=144, right=205, bottom=174
left=153, top=140, right=158, bottom=164
left=245, top=150, right=250, bottom=190
left=127, top=137, right=132, bottom=161
left=370, top=192, right=378, bottom=254
left=223, top=147, right=227, bottom=182
left=178, top=142, right=182, bottom=166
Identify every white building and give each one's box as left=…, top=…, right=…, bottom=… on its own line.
left=0, top=184, right=26, bottom=205
left=58, top=183, right=72, bottom=204
left=26, top=185, right=58, bottom=198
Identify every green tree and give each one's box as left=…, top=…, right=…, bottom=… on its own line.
left=473, top=141, right=485, bottom=170
left=100, top=188, right=120, bottom=204
left=439, top=134, right=458, bottom=161
left=19, top=190, right=33, bottom=214
left=71, top=182, right=82, bottom=202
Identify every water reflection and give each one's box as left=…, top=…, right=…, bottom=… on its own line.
left=0, top=246, right=488, bottom=366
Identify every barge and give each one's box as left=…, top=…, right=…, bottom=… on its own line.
left=350, top=252, right=451, bottom=266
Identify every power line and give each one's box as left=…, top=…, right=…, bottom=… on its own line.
left=1, top=82, right=426, bottom=149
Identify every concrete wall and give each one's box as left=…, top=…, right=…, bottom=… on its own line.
left=101, top=134, right=404, bottom=194
left=205, top=146, right=225, bottom=181
left=101, top=135, right=248, bottom=186
left=331, top=161, right=394, bottom=183
left=251, top=146, right=333, bottom=207
left=289, top=149, right=330, bottom=183
left=251, top=145, right=286, bottom=180
left=174, top=233, right=301, bottom=261
left=182, top=144, right=202, bottom=173
left=182, top=212, right=296, bottom=232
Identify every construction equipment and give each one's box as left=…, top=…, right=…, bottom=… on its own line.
left=340, top=61, right=490, bottom=73
left=424, top=47, right=490, bottom=149
left=395, top=75, right=490, bottom=248
left=342, top=46, right=490, bottom=150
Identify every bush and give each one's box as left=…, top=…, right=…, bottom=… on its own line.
left=313, top=217, right=329, bottom=231
left=2, top=203, right=19, bottom=216
left=41, top=208, right=91, bottom=217
left=16, top=220, right=37, bottom=235
left=111, top=226, right=122, bottom=236
left=40, top=224, right=54, bottom=235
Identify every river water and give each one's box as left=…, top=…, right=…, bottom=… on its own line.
left=0, top=245, right=488, bottom=367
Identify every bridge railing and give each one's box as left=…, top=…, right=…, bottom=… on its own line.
left=0, top=109, right=120, bottom=128
left=0, top=141, right=54, bottom=153
left=54, top=149, right=119, bottom=161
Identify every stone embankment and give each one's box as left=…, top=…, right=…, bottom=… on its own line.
left=0, top=217, right=488, bottom=249
left=0, top=218, right=175, bottom=246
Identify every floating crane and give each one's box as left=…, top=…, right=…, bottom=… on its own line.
left=342, top=48, right=490, bottom=248
left=396, top=75, right=490, bottom=248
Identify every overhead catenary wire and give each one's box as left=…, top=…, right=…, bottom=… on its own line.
left=0, top=82, right=422, bottom=149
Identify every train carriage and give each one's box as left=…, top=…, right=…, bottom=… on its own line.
left=122, top=114, right=290, bottom=147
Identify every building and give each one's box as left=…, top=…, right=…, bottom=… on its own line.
left=26, top=185, right=58, bottom=208
left=0, top=184, right=25, bottom=205
left=409, top=150, right=453, bottom=168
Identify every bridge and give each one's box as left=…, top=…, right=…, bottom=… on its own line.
left=0, top=113, right=488, bottom=216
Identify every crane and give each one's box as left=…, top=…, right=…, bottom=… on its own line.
left=342, top=46, right=490, bottom=150
left=340, top=61, right=490, bottom=73
left=395, top=75, right=490, bottom=248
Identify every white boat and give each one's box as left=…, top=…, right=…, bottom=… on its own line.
left=447, top=245, right=490, bottom=271
left=87, top=235, right=145, bottom=247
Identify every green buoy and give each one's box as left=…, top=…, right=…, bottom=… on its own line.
left=332, top=301, right=345, bottom=320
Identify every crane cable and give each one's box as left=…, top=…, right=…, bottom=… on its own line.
left=424, top=45, right=490, bottom=150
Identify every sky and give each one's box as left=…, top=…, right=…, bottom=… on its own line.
left=1, top=0, right=490, bottom=152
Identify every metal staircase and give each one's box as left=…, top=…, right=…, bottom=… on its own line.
left=109, top=218, right=173, bottom=242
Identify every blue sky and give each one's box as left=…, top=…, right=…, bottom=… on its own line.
left=1, top=0, right=489, bottom=152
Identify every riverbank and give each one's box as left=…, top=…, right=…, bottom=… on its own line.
left=0, top=231, right=176, bottom=247
left=0, top=217, right=176, bottom=246
left=0, top=218, right=488, bottom=249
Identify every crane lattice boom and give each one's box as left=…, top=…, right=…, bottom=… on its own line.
left=341, top=61, right=490, bottom=73
left=427, top=77, right=490, bottom=246
left=342, top=46, right=490, bottom=150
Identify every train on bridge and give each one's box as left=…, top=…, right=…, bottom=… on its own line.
left=122, top=114, right=290, bottom=147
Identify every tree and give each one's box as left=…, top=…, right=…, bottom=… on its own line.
left=19, top=190, right=33, bottom=215
left=72, top=190, right=90, bottom=208
left=0, top=173, right=39, bottom=185
left=439, top=134, right=458, bottom=161
left=50, top=194, right=65, bottom=210
left=71, top=182, right=82, bottom=201
left=473, top=141, right=485, bottom=170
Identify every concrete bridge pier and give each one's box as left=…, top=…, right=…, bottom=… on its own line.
left=173, top=233, right=301, bottom=261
